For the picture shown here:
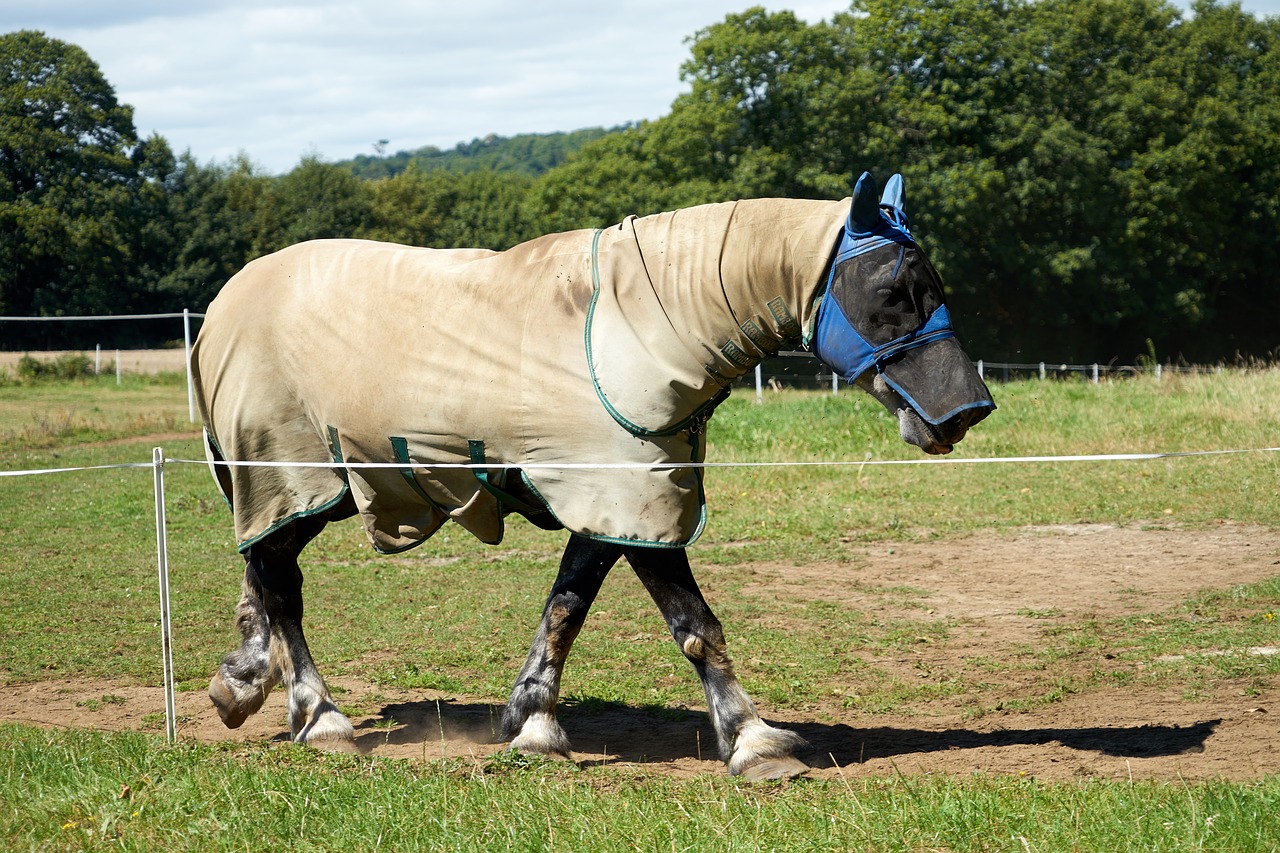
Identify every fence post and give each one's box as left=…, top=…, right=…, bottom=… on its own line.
left=1092, top=363, right=1099, bottom=384
left=1155, top=363, right=1162, bottom=382
left=95, top=344, right=102, bottom=376
left=832, top=370, right=838, bottom=395
left=977, top=359, right=984, bottom=379
left=1039, top=362, right=1045, bottom=380
left=755, top=363, right=763, bottom=404
left=183, top=309, right=195, bottom=423
left=152, top=447, right=177, bottom=744
left=116, top=349, right=121, bottom=385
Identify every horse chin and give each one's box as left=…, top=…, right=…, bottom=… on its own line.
left=897, top=406, right=954, bottom=455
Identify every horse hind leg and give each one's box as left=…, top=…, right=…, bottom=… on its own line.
left=624, top=546, right=808, bottom=780
left=209, top=513, right=355, bottom=751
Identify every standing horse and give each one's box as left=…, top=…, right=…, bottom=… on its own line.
left=191, top=172, right=993, bottom=779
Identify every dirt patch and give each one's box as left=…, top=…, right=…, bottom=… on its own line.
left=4, top=524, right=1278, bottom=782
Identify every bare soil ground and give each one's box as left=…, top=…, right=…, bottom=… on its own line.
left=4, top=524, right=1277, bottom=782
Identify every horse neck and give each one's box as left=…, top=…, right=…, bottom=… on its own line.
left=626, top=198, right=846, bottom=382
left=716, top=198, right=848, bottom=348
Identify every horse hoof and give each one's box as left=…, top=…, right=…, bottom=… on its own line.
left=295, top=702, right=357, bottom=752
left=737, top=756, right=810, bottom=781
left=506, top=712, right=573, bottom=760
left=303, top=732, right=360, bottom=755
left=208, top=672, right=250, bottom=729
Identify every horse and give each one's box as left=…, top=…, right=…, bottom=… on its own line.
left=190, top=171, right=994, bottom=779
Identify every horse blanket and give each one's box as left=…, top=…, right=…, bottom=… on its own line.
left=192, top=199, right=847, bottom=553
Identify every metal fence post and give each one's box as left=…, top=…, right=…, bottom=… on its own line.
left=152, top=447, right=177, bottom=744
left=183, top=309, right=195, bottom=422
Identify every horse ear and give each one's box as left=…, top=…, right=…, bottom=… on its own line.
left=849, top=171, right=881, bottom=234
left=880, top=173, right=906, bottom=215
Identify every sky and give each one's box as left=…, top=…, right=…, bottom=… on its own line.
left=5, top=0, right=1279, bottom=174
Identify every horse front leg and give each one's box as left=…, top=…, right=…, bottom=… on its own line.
left=208, top=517, right=355, bottom=751
left=501, top=534, right=622, bottom=758
left=625, top=546, right=808, bottom=780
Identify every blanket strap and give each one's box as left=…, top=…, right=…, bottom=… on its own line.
left=467, top=439, right=546, bottom=516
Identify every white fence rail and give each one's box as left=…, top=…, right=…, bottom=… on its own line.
left=0, top=311, right=1259, bottom=412
left=739, top=351, right=1237, bottom=402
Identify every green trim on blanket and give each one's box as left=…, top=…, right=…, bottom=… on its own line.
left=467, top=439, right=547, bottom=517
left=585, top=228, right=725, bottom=439
left=390, top=436, right=445, bottom=508
left=234, top=426, right=350, bottom=554
left=520, top=472, right=706, bottom=550
left=203, top=428, right=234, bottom=511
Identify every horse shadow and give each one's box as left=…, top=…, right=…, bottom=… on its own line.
left=349, top=697, right=1220, bottom=768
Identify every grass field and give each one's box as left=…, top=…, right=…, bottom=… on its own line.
left=1, top=369, right=1278, bottom=850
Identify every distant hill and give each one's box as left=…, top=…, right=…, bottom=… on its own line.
left=341, top=126, right=627, bottom=180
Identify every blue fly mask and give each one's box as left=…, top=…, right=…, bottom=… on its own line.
left=812, top=172, right=995, bottom=428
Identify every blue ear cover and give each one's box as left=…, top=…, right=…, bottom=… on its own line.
left=880, top=173, right=906, bottom=213
left=848, top=171, right=881, bottom=235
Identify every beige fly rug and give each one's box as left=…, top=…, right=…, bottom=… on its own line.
left=192, top=199, right=846, bottom=553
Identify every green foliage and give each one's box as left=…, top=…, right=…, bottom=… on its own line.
left=0, top=30, right=185, bottom=349
left=14, top=352, right=96, bottom=381
left=5, top=6, right=1280, bottom=362
left=362, top=166, right=535, bottom=249
left=342, top=127, right=617, bottom=179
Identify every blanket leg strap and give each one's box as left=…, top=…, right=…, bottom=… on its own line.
left=467, top=439, right=547, bottom=516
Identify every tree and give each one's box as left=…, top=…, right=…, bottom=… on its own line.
left=0, top=30, right=178, bottom=347
left=363, top=165, right=534, bottom=249
left=156, top=153, right=274, bottom=311
left=255, top=155, right=374, bottom=253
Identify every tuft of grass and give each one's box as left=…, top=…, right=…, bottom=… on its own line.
left=2, top=724, right=1279, bottom=852
left=0, top=371, right=195, bottom=453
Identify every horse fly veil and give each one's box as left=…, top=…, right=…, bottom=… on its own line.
left=812, top=172, right=995, bottom=426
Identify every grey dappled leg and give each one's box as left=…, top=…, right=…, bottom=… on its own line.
left=501, top=534, right=621, bottom=758
left=209, top=517, right=354, bottom=750
left=624, top=547, right=808, bottom=779
left=208, top=573, right=277, bottom=728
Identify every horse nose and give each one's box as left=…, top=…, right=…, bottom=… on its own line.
left=940, top=405, right=990, bottom=441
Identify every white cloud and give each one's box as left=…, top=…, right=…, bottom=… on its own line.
left=6, top=0, right=1277, bottom=173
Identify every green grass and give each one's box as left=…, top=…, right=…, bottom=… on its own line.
left=1, top=371, right=1277, bottom=699
left=0, top=371, right=193, bottom=452
left=2, top=370, right=1279, bottom=850
left=4, top=726, right=1279, bottom=852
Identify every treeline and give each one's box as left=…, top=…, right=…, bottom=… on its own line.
left=342, top=128, right=620, bottom=180
left=3, top=0, right=1278, bottom=361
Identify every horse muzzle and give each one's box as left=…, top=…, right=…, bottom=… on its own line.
left=896, top=403, right=988, bottom=455
left=860, top=369, right=993, bottom=455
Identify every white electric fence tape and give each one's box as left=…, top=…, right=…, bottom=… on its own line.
left=5, top=446, right=1280, bottom=478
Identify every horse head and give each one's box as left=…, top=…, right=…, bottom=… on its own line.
left=812, top=172, right=994, bottom=454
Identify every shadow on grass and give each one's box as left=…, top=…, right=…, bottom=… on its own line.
left=349, top=697, right=1220, bottom=768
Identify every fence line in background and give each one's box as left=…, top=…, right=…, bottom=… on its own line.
left=0, top=311, right=1267, bottom=412
left=747, top=351, right=1240, bottom=399
left=1, top=311, right=206, bottom=422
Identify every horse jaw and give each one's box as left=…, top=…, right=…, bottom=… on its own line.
left=858, top=372, right=955, bottom=455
